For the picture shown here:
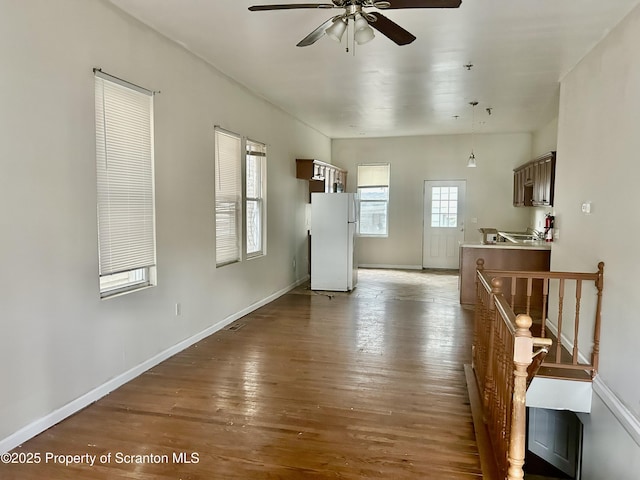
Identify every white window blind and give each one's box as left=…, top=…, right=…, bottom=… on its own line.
left=94, top=71, right=156, bottom=297
left=246, top=140, right=266, bottom=257
left=357, top=163, right=390, bottom=237
left=215, top=128, right=242, bottom=266
left=357, top=164, right=390, bottom=187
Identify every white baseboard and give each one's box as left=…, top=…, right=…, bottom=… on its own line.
left=0, top=276, right=308, bottom=455
left=593, top=375, right=640, bottom=448
left=359, top=264, right=423, bottom=270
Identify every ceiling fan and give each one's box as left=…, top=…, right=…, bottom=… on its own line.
left=248, top=0, right=462, bottom=47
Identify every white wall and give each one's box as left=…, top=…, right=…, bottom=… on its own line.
left=0, top=0, right=329, bottom=448
left=532, top=116, right=559, bottom=158
left=332, top=133, right=532, bottom=268
left=553, top=3, right=640, bottom=476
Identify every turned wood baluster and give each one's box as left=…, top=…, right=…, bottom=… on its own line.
left=591, top=262, right=605, bottom=377
left=510, top=275, right=516, bottom=308
left=526, top=278, right=533, bottom=315
left=480, top=288, right=489, bottom=380
left=556, top=279, right=565, bottom=363
left=491, top=309, right=503, bottom=439
left=572, top=279, right=582, bottom=364
left=540, top=278, right=549, bottom=338
left=496, top=319, right=507, bottom=448
left=501, top=323, right=514, bottom=473
left=483, top=278, right=502, bottom=414
left=507, top=314, right=534, bottom=480
left=474, top=259, right=485, bottom=370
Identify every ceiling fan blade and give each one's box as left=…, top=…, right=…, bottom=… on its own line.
left=249, top=3, right=335, bottom=11
left=297, top=16, right=338, bottom=47
left=368, top=12, right=416, bottom=45
left=383, top=0, right=462, bottom=8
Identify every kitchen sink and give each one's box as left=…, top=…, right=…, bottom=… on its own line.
left=498, top=232, right=541, bottom=243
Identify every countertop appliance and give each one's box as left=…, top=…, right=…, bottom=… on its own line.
left=479, top=228, right=498, bottom=244
left=310, top=192, right=358, bottom=291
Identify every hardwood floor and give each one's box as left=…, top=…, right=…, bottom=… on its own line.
left=1, top=269, right=482, bottom=479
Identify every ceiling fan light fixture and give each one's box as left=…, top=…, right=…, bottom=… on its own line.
left=354, top=13, right=369, bottom=31
left=354, top=25, right=375, bottom=44
left=326, top=17, right=347, bottom=42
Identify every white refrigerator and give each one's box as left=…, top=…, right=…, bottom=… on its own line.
left=310, top=192, right=358, bottom=291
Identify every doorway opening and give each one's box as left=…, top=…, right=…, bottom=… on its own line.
left=526, top=407, right=583, bottom=480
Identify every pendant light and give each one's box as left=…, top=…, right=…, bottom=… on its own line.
left=468, top=101, right=478, bottom=168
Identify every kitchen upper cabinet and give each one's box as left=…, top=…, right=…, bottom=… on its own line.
left=513, top=169, right=525, bottom=206
left=296, top=159, right=348, bottom=201
left=532, top=152, right=555, bottom=206
left=513, top=152, right=556, bottom=207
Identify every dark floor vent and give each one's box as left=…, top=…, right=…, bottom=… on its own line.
left=226, top=323, right=246, bottom=331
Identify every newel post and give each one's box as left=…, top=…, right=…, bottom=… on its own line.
left=507, top=314, right=534, bottom=480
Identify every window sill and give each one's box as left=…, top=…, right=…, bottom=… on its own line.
left=100, top=283, right=155, bottom=300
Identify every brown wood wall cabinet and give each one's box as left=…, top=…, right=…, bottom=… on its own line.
left=513, top=151, right=556, bottom=207
left=296, top=158, right=348, bottom=201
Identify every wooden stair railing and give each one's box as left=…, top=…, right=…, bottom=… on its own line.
left=477, top=260, right=604, bottom=380
left=471, top=259, right=604, bottom=480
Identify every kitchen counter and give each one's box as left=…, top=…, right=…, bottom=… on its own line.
left=459, top=242, right=551, bottom=306
left=461, top=241, right=551, bottom=251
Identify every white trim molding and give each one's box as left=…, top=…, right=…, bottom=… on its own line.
left=593, top=375, right=640, bottom=448
left=359, top=264, right=423, bottom=270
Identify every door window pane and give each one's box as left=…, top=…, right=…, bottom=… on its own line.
left=430, top=186, right=459, bottom=228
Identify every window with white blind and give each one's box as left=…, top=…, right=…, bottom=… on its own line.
left=94, top=70, right=157, bottom=298
left=215, top=128, right=242, bottom=266
left=357, top=163, right=390, bottom=237
left=246, top=140, right=266, bottom=258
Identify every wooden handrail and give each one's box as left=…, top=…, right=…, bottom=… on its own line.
left=478, top=269, right=600, bottom=281
left=480, top=263, right=604, bottom=379
left=472, top=259, right=604, bottom=479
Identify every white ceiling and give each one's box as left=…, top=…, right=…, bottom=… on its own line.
left=109, top=0, right=640, bottom=139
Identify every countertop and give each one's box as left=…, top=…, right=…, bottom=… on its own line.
left=461, top=241, right=552, bottom=251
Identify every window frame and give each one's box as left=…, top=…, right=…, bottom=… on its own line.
left=245, top=139, right=267, bottom=259
left=430, top=185, right=460, bottom=229
left=214, top=127, right=243, bottom=267
left=357, top=163, right=390, bottom=238
left=94, top=70, right=157, bottom=299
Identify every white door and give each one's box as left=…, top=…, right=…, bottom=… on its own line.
left=422, top=180, right=466, bottom=269
left=528, top=408, right=582, bottom=478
